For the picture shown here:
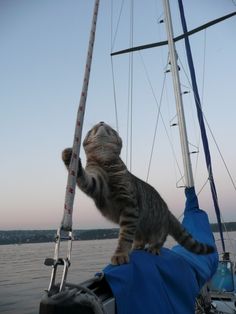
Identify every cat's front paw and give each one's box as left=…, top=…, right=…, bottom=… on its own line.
left=62, top=148, right=72, bottom=166
left=111, top=253, right=129, bottom=265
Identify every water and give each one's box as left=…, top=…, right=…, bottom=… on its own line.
left=0, top=239, right=117, bottom=314
left=0, top=234, right=235, bottom=314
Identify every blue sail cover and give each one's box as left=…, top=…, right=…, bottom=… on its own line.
left=104, top=187, right=218, bottom=314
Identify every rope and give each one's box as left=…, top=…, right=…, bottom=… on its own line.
left=43, top=283, right=106, bottom=314
left=61, top=0, right=100, bottom=231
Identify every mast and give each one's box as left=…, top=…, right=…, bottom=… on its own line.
left=162, top=0, right=194, bottom=188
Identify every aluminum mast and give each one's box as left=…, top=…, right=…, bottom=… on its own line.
left=162, top=0, right=194, bottom=188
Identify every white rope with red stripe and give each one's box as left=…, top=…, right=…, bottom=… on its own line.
left=61, top=0, right=100, bottom=231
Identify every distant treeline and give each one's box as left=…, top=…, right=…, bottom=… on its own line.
left=0, top=222, right=235, bottom=245
left=210, top=222, right=236, bottom=233
left=0, top=229, right=119, bottom=245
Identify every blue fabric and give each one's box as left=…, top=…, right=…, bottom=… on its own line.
left=103, top=187, right=218, bottom=314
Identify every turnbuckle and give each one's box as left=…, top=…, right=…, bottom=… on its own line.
left=44, top=228, right=73, bottom=293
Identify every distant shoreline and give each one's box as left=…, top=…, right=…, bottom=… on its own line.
left=0, top=228, right=119, bottom=245
left=0, top=222, right=235, bottom=245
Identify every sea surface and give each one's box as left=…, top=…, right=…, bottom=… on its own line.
left=0, top=233, right=235, bottom=314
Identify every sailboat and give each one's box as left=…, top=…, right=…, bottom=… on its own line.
left=39, top=1, right=236, bottom=313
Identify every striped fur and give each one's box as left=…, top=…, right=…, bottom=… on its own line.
left=62, top=122, right=214, bottom=265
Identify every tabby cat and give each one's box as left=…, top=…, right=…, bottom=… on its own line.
left=62, top=121, right=214, bottom=265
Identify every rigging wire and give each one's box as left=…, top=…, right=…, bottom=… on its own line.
left=138, top=52, right=166, bottom=182
left=138, top=52, right=184, bottom=184
left=178, top=55, right=236, bottom=194
left=137, top=5, right=185, bottom=186
left=220, top=215, right=236, bottom=255
left=172, top=27, right=236, bottom=196
left=110, top=0, right=125, bottom=52
left=110, top=2, right=236, bottom=195
left=201, top=30, right=207, bottom=108
left=178, top=0, right=233, bottom=252
left=204, top=117, right=236, bottom=192
left=126, top=0, right=134, bottom=171
left=129, top=0, right=134, bottom=172
left=196, top=176, right=209, bottom=196
left=110, top=0, right=126, bottom=132
left=178, top=55, right=235, bottom=247
left=110, top=58, right=119, bottom=132
left=110, top=1, right=119, bottom=131
left=193, top=29, right=207, bottom=184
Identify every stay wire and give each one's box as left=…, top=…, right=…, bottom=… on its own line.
left=220, top=215, right=235, bottom=254
left=130, top=0, right=134, bottom=172
left=204, top=117, right=236, bottom=192
left=201, top=30, right=207, bottom=107
left=110, top=0, right=123, bottom=132
left=194, top=30, right=207, bottom=183
left=139, top=53, right=166, bottom=182
left=126, top=0, right=134, bottom=171
left=110, top=58, right=119, bottom=132
left=196, top=176, right=209, bottom=196
left=139, top=52, right=183, bottom=183
left=180, top=59, right=232, bottom=233
left=110, top=0, right=125, bottom=52
left=146, top=82, right=166, bottom=182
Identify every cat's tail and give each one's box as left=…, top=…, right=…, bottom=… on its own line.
left=169, top=214, right=215, bottom=255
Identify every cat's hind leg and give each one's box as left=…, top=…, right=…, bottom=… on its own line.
left=147, top=233, right=167, bottom=255
left=132, top=231, right=146, bottom=250
left=147, top=243, right=162, bottom=255
left=132, top=239, right=146, bottom=250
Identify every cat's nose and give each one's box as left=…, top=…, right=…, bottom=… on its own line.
left=100, top=121, right=104, bottom=125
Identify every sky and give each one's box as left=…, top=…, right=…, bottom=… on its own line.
left=0, top=0, right=236, bottom=230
